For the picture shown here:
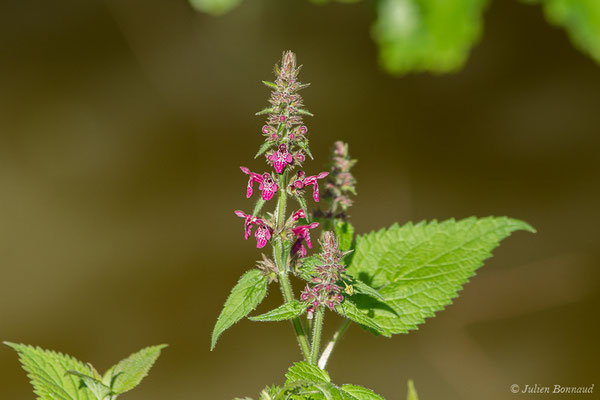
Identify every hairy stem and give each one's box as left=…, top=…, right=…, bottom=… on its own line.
left=274, top=172, right=311, bottom=361
left=310, top=307, right=325, bottom=365
left=318, top=319, right=350, bottom=369
left=276, top=172, right=288, bottom=232
left=278, top=267, right=311, bottom=361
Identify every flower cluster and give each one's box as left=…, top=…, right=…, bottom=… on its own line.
left=234, top=51, right=329, bottom=251
left=322, top=141, right=357, bottom=215
left=300, top=231, right=349, bottom=318
left=260, top=51, right=311, bottom=172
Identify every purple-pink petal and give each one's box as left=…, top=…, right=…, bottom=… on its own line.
left=258, top=174, right=278, bottom=201
left=255, top=225, right=271, bottom=248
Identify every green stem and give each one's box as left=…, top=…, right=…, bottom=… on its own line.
left=277, top=171, right=288, bottom=232
left=274, top=171, right=311, bottom=361
left=310, top=307, right=325, bottom=365
left=278, top=266, right=311, bottom=360
left=317, top=319, right=350, bottom=369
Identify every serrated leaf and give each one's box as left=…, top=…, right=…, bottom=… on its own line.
left=211, top=269, right=269, bottom=349
left=334, top=220, right=355, bottom=252
left=189, top=0, right=243, bottom=16
left=342, top=275, right=384, bottom=301
left=373, top=0, right=489, bottom=74
left=407, top=380, right=419, bottom=400
left=285, top=362, right=330, bottom=385
left=340, top=384, right=385, bottom=400
left=102, top=345, right=166, bottom=394
left=249, top=300, right=308, bottom=322
left=4, top=342, right=95, bottom=400
left=336, top=300, right=389, bottom=336
left=298, top=255, right=321, bottom=280
left=347, top=217, right=534, bottom=335
left=526, top=0, right=600, bottom=64
left=66, top=371, right=113, bottom=400
left=254, top=141, right=274, bottom=159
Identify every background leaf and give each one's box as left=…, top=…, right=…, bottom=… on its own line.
left=189, top=0, right=244, bottom=16
left=347, top=217, right=534, bottom=335
left=102, top=344, right=166, bottom=394
left=340, top=384, right=385, bottom=400
left=334, top=220, right=355, bottom=252
left=66, top=370, right=113, bottom=400
left=4, top=342, right=94, bottom=400
left=249, top=300, right=308, bottom=322
left=211, top=269, right=269, bottom=349
left=373, top=0, right=489, bottom=74
left=525, top=0, right=600, bottom=63
left=285, top=362, right=330, bottom=385
left=406, top=379, right=419, bottom=400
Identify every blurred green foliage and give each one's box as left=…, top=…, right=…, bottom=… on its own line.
left=373, top=0, right=489, bottom=74
left=189, top=0, right=243, bottom=16
left=190, top=0, right=600, bottom=75
left=525, top=0, right=600, bottom=62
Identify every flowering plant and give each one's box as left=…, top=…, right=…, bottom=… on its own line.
left=212, top=51, right=535, bottom=399
left=3, top=51, right=534, bottom=400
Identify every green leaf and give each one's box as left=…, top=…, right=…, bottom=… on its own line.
left=254, top=141, right=274, bottom=159
left=347, top=217, right=534, bottom=335
left=298, top=255, right=321, bottom=280
left=4, top=342, right=95, bottom=400
left=66, top=371, right=113, bottom=400
left=189, top=0, right=243, bottom=16
left=297, top=109, right=314, bottom=117
left=211, top=269, right=269, bottom=349
left=285, top=362, right=330, bottom=385
left=297, top=140, right=314, bottom=160
left=249, top=300, right=308, bottom=322
left=102, top=345, right=166, bottom=394
left=342, top=275, right=384, bottom=301
left=336, top=300, right=389, bottom=336
left=252, top=198, right=266, bottom=217
left=294, top=196, right=311, bottom=222
left=527, top=0, right=600, bottom=64
left=340, top=384, right=385, bottom=400
left=407, top=379, right=419, bottom=400
left=262, top=80, right=278, bottom=90
left=334, top=220, right=355, bottom=252
left=373, top=0, right=489, bottom=74
left=255, top=107, right=275, bottom=116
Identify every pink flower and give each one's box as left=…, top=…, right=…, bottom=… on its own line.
left=292, top=171, right=329, bottom=202
left=254, top=224, right=272, bottom=248
left=291, top=209, right=305, bottom=221
left=240, top=167, right=278, bottom=201
left=268, top=143, right=293, bottom=173
left=291, top=222, right=319, bottom=257
left=234, top=210, right=273, bottom=248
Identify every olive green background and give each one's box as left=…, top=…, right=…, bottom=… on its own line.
left=1, top=1, right=599, bottom=399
